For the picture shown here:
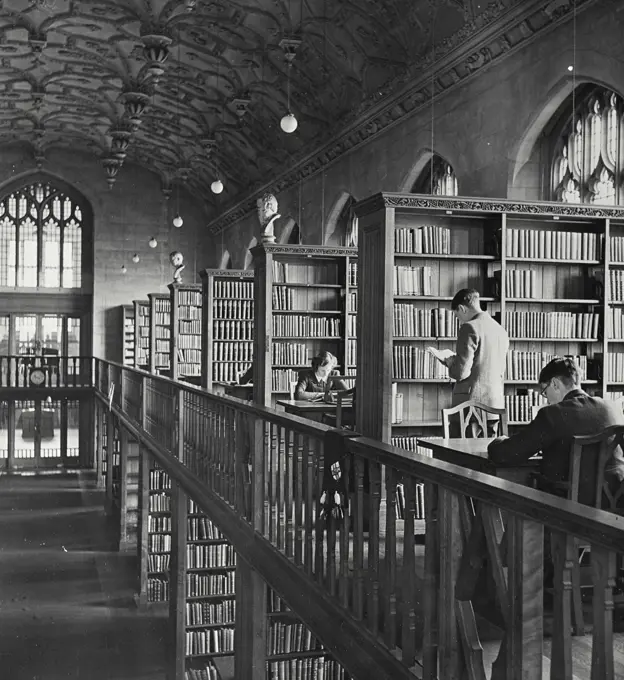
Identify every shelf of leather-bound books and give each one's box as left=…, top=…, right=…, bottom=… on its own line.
left=199, top=268, right=254, bottom=392
left=184, top=660, right=221, bottom=680
left=184, top=498, right=236, bottom=669
left=117, top=304, right=135, bottom=366
left=250, top=244, right=357, bottom=407
left=146, top=464, right=171, bottom=605
left=111, top=423, right=121, bottom=508
left=266, top=590, right=351, bottom=680
left=148, top=292, right=171, bottom=377
left=169, top=282, right=203, bottom=384
left=133, top=299, right=150, bottom=369
left=353, top=193, right=624, bottom=445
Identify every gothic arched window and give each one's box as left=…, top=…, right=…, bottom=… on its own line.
left=0, top=182, right=84, bottom=288
left=412, top=155, right=459, bottom=196
left=551, top=87, right=624, bottom=205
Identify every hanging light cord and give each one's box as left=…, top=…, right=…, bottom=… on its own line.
left=429, top=8, right=437, bottom=195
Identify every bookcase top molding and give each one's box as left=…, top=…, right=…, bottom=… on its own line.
left=167, top=282, right=202, bottom=291
left=199, top=269, right=254, bottom=280
left=355, top=192, right=624, bottom=220
left=147, top=292, right=170, bottom=300
left=250, top=244, right=358, bottom=258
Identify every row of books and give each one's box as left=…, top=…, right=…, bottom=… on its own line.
left=212, top=363, right=251, bottom=383
left=184, top=662, right=219, bottom=680
left=148, top=576, right=169, bottom=602
left=391, top=436, right=442, bottom=456
left=186, top=544, right=236, bottom=568
left=155, top=326, right=171, bottom=339
left=180, top=320, right=202, bottom=335
left=609, top=271, right=624, bottom=301
left=394, top=305, right=460, bottom=338
left=149, top=534, right=172, bottom=552
left=179, top=291, right=202, bottom=306
left=213, top=299, right=253, bottom=320
left=272, top=343, right=312, bottom=366
left=272, top=288, right=296, bottom=311
left=154, top=299, right=171, bottom=312
left=272, top=369, right=300, bottom=392
left=506, top=352, right=587, bottom=382
left=213, top=341, right=253, bottom=362
left=150, top=469, right=171, bottom=489
left=154, top=312, right=171, bottom=326
left=347, top=261, right=357, bottom=287
left=155, top=340, right=171, bottom=353
left=188, top=517, right=224, bottom=541
left=605, top=354, right=624, bottom=382
left=503, top=311, right=599, bottom=339
left=347, top=292, right=357, bottom=313
left=607, top=308, right=624, bottom=339
left=267, top=658, right=348, bottom=680
left=272, top=317, right=341, bottom=337
left=504, top=390, right=547, bottom=423
left=148, top=515, right=171, bottom=532
left=178, top=349, right=201, bottom=364
left=155, top=353, right=170, bottom=369
left=393, top=265, right=434, bottom=296
left=501, top=269, right=537, bottom=298
left=149, top=492, right=171, bottom=512
left=272, top=261, right=339, bottom=285
left=185, top=628, right=234, bottom=656
left=179, top=335, right=202, bottom=349
left=179, top=306, right=201, bottom=321
left=268, top=622, right=320, bottom=655
left=213, top=320, right=254, bottom=340
left=392, top=347, right=450, bottom=380
left=214, top=280, right=253, bottom=298
left=505, top=228, right=601, bottom=260
left=187, top=572, right=235, bottom=598
left=347, top=340, right=357, bottom=367
left=395, top=225, right=452, bottom=255
left=348, top=315, right=356, bottom=335
left=148, top=554, right=171, bottom=572
left=186, top=599, right=235, bottom=627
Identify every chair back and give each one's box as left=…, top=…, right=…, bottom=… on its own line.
left=570, top=426, right=624, bottom=511
left=289, top=381, right=298, bottom=400
left=442, top=400, right=508, bottom=439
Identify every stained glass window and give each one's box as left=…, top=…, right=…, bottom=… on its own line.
left=412, top=155, right=459, bottom=196
left=552, top=87, right=624, bottom=205
left=0, top=182, right=84, bottom=288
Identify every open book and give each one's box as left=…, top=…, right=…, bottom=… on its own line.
left=426, top=347, right=456, bottom=364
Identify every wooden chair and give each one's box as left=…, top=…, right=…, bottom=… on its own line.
left=441, top=400, right=508, bottom=439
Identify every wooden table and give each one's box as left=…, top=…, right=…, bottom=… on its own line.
left=277, top=399, right=353, bottom=423
left=416, top=437, right=543, bottom=679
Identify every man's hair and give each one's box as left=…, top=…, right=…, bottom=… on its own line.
left=451, top=288, right=480, bottom=311
left=311, top=351, right=335, bottom=372
left=538, top=357, right=580, bottom=388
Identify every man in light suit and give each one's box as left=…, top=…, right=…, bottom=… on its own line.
left=444, top=288, right=509, bottom=436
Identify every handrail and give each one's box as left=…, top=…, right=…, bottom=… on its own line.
left=93, top=357, right=624, bottom=680
left=0, top=354, right=94, bottom=388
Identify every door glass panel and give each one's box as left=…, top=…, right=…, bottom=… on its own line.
left=15, top=400, right=36, bottom=464
left=41, top=315, right=62, bottom=355
left=15, top=315, right=37, bottom=354
left=67, top=400, right=80, bottom=459
left=0, top=401, right=7, bottom=463
left=40, top=397, right=60, bottom=461
left=67, top=318, right=80, bottom=356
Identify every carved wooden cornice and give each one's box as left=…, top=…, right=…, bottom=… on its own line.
left=207, top=0, right=600, bottom=236
left=251, top=244, right=358, bottom=258
left=355, top=192, right=624, bottom=219
left=199, top=269, right=254, bottom=279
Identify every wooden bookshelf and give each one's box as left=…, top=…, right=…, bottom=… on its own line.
left=145, top=463, right=171, bottom=606
left=199, top=269, right=254, bottom=392
left=250, top=244, right=358, bottom=407
left=134, top=299, right=150, bottom=369
left=355, top=193, right=624, bottom=441
left=149, top=292, right=171, bottom=377
left=169, top=283, right=203, bottom=384
left=117, top=304, right=135, bottom=366
left=266, top=590, right=350, bottom=680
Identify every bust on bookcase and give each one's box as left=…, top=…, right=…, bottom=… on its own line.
left=257, top=192, right=280, bottom=244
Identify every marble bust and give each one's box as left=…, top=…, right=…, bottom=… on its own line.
left=256, top=192, right=280, bottom=244
left=169, top=250, right=185, bottom=283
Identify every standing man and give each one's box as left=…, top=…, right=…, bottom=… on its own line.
left=444, top=288, right=509, bottom=435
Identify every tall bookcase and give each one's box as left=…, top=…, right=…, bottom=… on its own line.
left=149, top=292, right=172, bottom=377
left=169, top=283, right=203, bottom=384
left=250, top=244, right=358, bottom=407
left=134, top=299, right=150, bottom=369
left=199, top=269, right=254, bottom=392
left=354, top=193, right=624, bottom=444
left=118, top=304, right=135, bottom=366
left=144, top=463, right=171, bottom=606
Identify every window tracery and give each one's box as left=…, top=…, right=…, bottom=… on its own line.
left=412, top=155, right=459, bottom=196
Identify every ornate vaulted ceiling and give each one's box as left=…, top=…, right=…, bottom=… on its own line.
left=0, top=0, right=573, bottom=222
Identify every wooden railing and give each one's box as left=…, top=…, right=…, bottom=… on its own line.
left=93, top=358, right=624, bottom=680
left=0, top=354, right=93, bottom=388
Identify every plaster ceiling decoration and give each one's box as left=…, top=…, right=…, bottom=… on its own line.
left=0, top=0, right=586, bottom=222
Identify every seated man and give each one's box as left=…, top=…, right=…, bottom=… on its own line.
left=488, top=357, right=624, bottom=491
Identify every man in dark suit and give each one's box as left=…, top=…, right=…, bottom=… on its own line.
left=488, top=357, right=624, bottom=488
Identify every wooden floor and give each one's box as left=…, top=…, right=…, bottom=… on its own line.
left=0, top=470, right=168, bottom=680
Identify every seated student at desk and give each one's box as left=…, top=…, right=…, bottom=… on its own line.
left=488, top=357, right=624, bottom=493
left=295, top=351, right=348, bottom=401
